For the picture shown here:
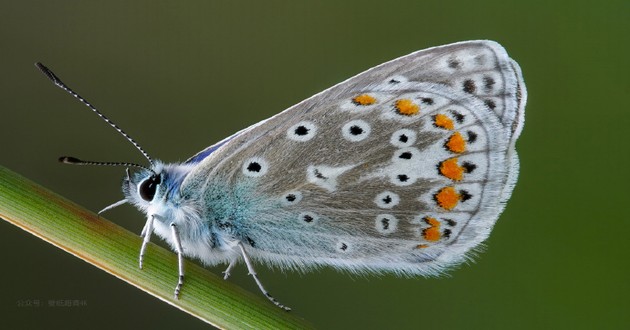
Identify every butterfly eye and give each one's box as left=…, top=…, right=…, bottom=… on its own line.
left=138, top=174, right=161, bottom=202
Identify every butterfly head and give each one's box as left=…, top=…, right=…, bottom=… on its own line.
left=122, top=161, right=197, bottom=216
left=123, top=165, right=163, bottom=212
left=59, top=156, right=170, bottom=215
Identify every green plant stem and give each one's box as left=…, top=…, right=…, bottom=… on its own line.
left=0, top=165, right=312, bottom=329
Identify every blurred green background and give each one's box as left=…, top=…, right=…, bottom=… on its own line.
left=1, top=1, right=628, bottom=329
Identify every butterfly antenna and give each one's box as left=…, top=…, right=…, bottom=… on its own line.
left=35, top=62, right=154, bottom=166
left=59, top=156, right=154, bottom=173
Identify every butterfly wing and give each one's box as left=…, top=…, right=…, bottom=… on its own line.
left=182, top=40, right=526, bottom=275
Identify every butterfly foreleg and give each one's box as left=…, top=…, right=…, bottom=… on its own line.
left=170, top=222, right=185, bottom=299
left=138, top=215, right=185, bottom=299
left=138, top=215, right=155, bottom=269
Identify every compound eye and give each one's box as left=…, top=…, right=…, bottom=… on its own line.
left=138, top=175, right=161, bottom=202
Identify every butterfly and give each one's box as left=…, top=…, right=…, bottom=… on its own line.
left=37, top=40, right=526, bottom=311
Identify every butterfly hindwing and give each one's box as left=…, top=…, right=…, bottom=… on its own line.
left=181, top=40, right=525, bottom=275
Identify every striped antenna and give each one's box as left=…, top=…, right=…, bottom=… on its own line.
left=59, top=156, right=154, bottom=173
left=35, top=62, right=154, bottom=165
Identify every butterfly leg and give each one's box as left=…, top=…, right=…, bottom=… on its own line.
left=237, top=242, right=291, bottom=311
left=170, top=223, right=185, bottom=299
left=222, top=259, right=237, bottom=280
left=138, top=215, right=155, bottom=269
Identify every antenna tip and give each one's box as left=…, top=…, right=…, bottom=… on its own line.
left=59, top=156, right=82, bottom=164
left=35, top=62, right=49, bottom=74
left=35, top=62, right=62, bottom=85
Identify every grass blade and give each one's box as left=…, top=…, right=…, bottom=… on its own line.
left=0, top=166, right=312, bottom=329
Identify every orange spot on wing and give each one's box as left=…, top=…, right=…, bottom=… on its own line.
left=435, top=186, right=461, bottom=210
left=446, top=131, right=466, bottom=153
left=434, top=114, right=454, bottom=130
left=395, top=99, right=420, bottom=116
left=352, top=94, right=377, bottom=106
left=416, top=244, right=429, bottom=249
left=424, top=216, right=440, bottom=227
left=422, top=217, right=441, bottom=241
left=439, top=157, right=464, bottom=181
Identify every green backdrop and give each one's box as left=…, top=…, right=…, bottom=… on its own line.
left=1, top=1, right=628, bottom=329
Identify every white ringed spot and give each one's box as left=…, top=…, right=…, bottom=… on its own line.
left=242, top=157, right=269, bottom=177
left=374, top=191, right=400, bottom=209
left=281, top=191, right=303, bottom=206
left=390, top=129, right=416, bottom=147
left=287, top=121, right=317, bottom=142
left=389, top=172, right=417, bottom=186
left=392, top=147, right=419, bottom=162
left=375, top=214, right=398, bottom=235
left=342, top=120, right=371, bottom=142
left=298, top=211, right=319, bottom=225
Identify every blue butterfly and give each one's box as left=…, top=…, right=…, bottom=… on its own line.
left=38, top=40, right=526, bottom=311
